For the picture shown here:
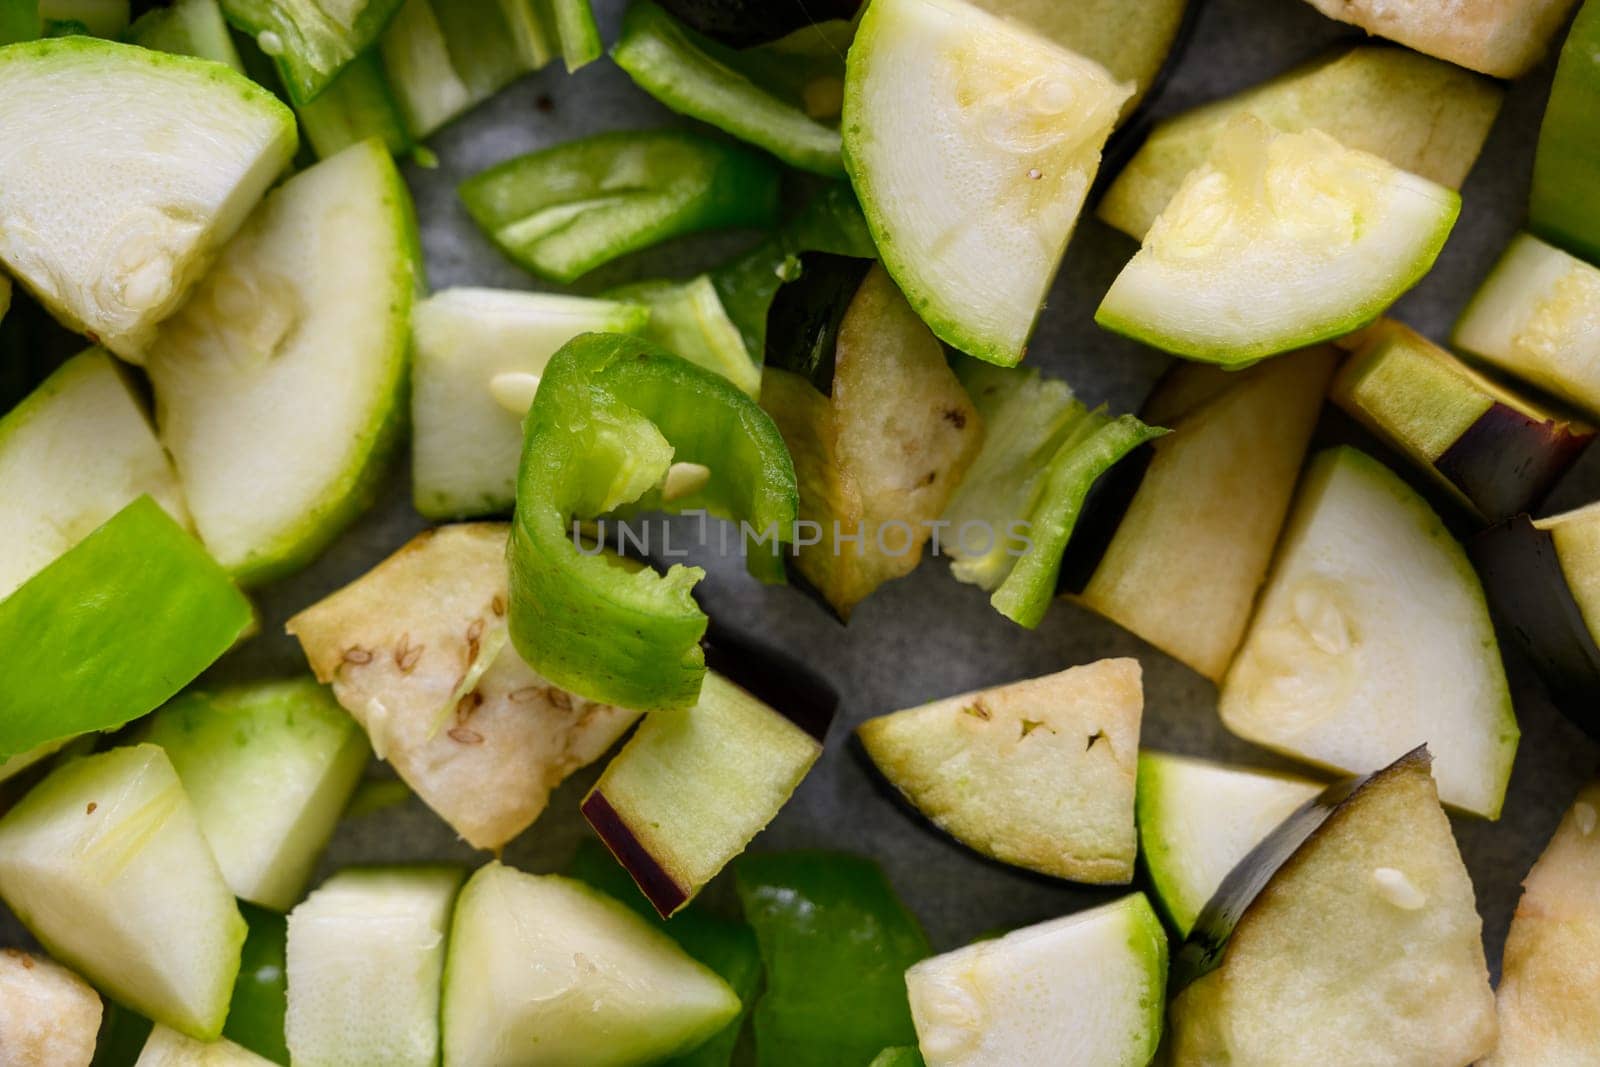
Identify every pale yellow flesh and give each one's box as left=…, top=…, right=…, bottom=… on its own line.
left=0, top=950, right=102, bottom=1067
left=1534, top=501, right=1600, bottom=653
left=858, top=658, right=1142, bottom=883
left=1300, top=0, right=1579, bottom=78
left=134, top=1026, right=276, bottom=1066
left=1080, top=347, right=1336, bottom=681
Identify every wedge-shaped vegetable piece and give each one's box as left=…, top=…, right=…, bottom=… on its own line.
left=613, top=2, right=847, bottom=176
left=287, top=523, right=639, bottom=850
left=0, top=348, right=189, bottom=600
left=1333, top=321, right=1593, bottom=522
left=972, top=0, right=1186, bottom=116
left=295, top=52, right=411, bottom=160
left=1097, top=117, right=1459, bottom=366
left=1135, top=752, right=1322, bottom=937
left=461, top=130, right=781, bottom=284
left=219, top=0, right=404, bottom=103
left=1098, top=45, right=1501, bottom=242
left=612, top=275, right=760, bottom=395
left=224, top=905, right=288, bottom=1065
left=147, top=138, right=417, bottom=585
left=286, top=867, right=461, bottom=1067
left=0, top=39, right=294, bottom=361
left=0, top=950, right=102, bottom=1067
left=509, top=332, right=798, bottom=711
left=843, top=0, right=1130, bottom=365
left=760, top=263, right=982, bottom=617
left=1076, top=348, right=1335, bottom=680
left=1169, top=749, right=1496, bottom=1064
left=1220, top=448, right=1517, bottom=818
left=0, top=745, right=246, bottom=1041
left=135, top=1028, right=275, bottom=1067
left=126, top=0, right=245, bottom=71
left=1532, top=0, right=1600, bottom=264
left=907, top=893, right=1165, bottom=1066
left=0, top=497, right=253, bottom=763
left=1454, top=233, right=1600, bottom=419
left=1299, top=0, right=1578, bottom=79
left=736, top=853, right=930, bottom=1067
left=441, top=863, right=740, bottom=1067
left=410, top=288, right=649, bottom=518
left=584, top=671, right=827, bottom=917
left=1484, top=781, right=1600, bottom=1065
left=143, top=679, right=371, bottom=911
left=1472, top=502, right=1600, bottom=731
left=859, top=658, right=1142, bottom=883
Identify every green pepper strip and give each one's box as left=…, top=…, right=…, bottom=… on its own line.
left=510, top=332, right=797, bottom=712
left=224, top=904, right=291, bottom=1064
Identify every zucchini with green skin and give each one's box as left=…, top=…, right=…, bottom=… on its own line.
left=461, top=129, right=782, bottom=284
left=0, top=950, right=102, bottom=1067
left=125, top=0, right=244, bottom=71
left=146, top=138, right=418, bottom=586
left=1531, top=0, right=1600, bottom=264
left=843, top=0, right=1130, bottom=366
left=1097, top=117, right=1460, bottom=366
left=0, top=745, right=247, bottom=1042
left=295, top=52, right=411, bottom=159
left=219, top=0, right=406, bottom=104
left=0, top=38, right=296, bottom=362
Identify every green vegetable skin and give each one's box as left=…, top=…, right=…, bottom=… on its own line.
left=1531, top=0, right=1600, bottom=263
left=568, top=839, right=761, bottom=1067
left=509, top=332, right=797, bottom=711
left=735, top=852, right=930, bottom=1067
left=0, top=496, right=252, bottom=760
left=613, top=1, right=846, bottom=177
left=460, top=129, right=782, bottom=284
left=124, top=0, right=245, bottom=71
left=226, top=904, right=291, bottom=1065
left=297, top=52, right=411, bottom=159
left=0, top=0, right=40, bottom=44
left=220, top=0, right=406, bottom=104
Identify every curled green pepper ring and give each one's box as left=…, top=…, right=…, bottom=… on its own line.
left=509, top=332, right=797, bottom=712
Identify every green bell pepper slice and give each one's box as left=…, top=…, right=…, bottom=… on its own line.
left=460, top=128, right=782, bottom=284
left=1531, top=0, right=1600, bottom=264
left=297, top=52, right=412, bottom=160
left=613, top=1, right=849, bottom=177
left=225, top=903, right=290, bottom=1064
left=0, top=495, right=253, bottom=760
left=735, top=852, right=930, bottom=1067
left=509, top=332, right=797, bottom=711
left=219, top=0, right=406, bottom=105
left=869, top=1049, right=926, bottom=1067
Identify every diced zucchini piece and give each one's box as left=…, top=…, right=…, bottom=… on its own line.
left=134, top=1027, right=276, bottom=1066
left=0, top=348, right=189, bottom=600
left=1098, top=45, right=1501, bottom=241
left=285, top=867, right=462, bottom=1067
left=441, top=863, right=740, bottom=1067
left=1531, top=0, right=1600, bottom=264
left=583, top=671, right=826, bottom=917
left=1454, top=232, right=1600, bottom=419
left=39, top=0, right=126, bottom=36
left=142, top=679, right=370, bottom=911
left=0, top=497, right=253, bottom=762
left=843, top=0, right=1130, bottom=365
left=146, top=138, right=418, bottom=585
left=410, top=288, right=650, bottom=519
left=1299, top=0, right=1579, bottom=78
left=611, top=275, right=760, bottom=396
left=859, top=658, right=1143, bottom=883
left=613, top=1, right=846, bottom=177
left=1135, top=751, right=1323, bottom=936
left=460, top=129, right=781, bottom=284
left=1485, top=781, right=1600, bottom=1065
left=0, top=38, right=295, bottom=361
left=376, top=0, right=472, bottom=136
left=287, top=523, right=640, bottom=850
left=219, top=0, right=406, bottom=104
left=0, top=950, right=102, bottom=1067
left=1220, top=448, right=1518, bottom=818
left=906, top=893, right=1166, bottom=1066
left=1077, top=348, right=1336, bottom=681
left=1169, top=749, right=1497, bottom=1064
left=0, top=745, right=246, bottom=1040
left=296, top=52, right=411, bottom=159
left=125, top=0, right=245, bottom=71
left=1097, top=117, right=1459, bottom=365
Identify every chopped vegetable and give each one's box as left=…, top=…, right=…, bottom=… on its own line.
left=124, top=0, right=245, bottom=71
left=0, top=950, right=101, bottom=1067
left=135, top=1028, right=277, bottom=1066
left=295, top=53, right=411, bottom=159
left=218, top=0, right=405, bottom=104
left=1531, top=0, right=1600, bottom=264
left=1297, top=0, right=1580, bottom=78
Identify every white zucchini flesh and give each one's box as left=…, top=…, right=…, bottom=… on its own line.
left=146, top=137, right=417, bottom=585
left=285, top=867, right=463, bottom=1067
left=1096, top=117, right=1460, bottom=366
left=410, top=287, right=648, bottom=518
left=842, top=0, right=1130, bottom=366
left=0, top=38, right=295, bottom=361
left=1453, top=232, right=1600, bottom=418
left=1220, top=447, right=1518, bottom=818
left=0, top=348, right=190, bottom=600
left=1135, top=751, right=1323, bottom=936
left=0, top=745, right=246, bottom=1041
left=905, top=893, right=1166, bottom=1066
left=134, top=1026, right=277, bottom=1066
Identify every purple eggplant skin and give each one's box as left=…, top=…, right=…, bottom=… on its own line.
left=656, top=0, right=861, bottom=46
left=1470, top=517, right=1600, bottom=734
left=1435, top=404, right=1594, bottom=523
left=701, top=623, right=839, bottom=743
left=1171, top=748, right=1429, bottom=993
left=580, top=790, right=692, bottom=918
